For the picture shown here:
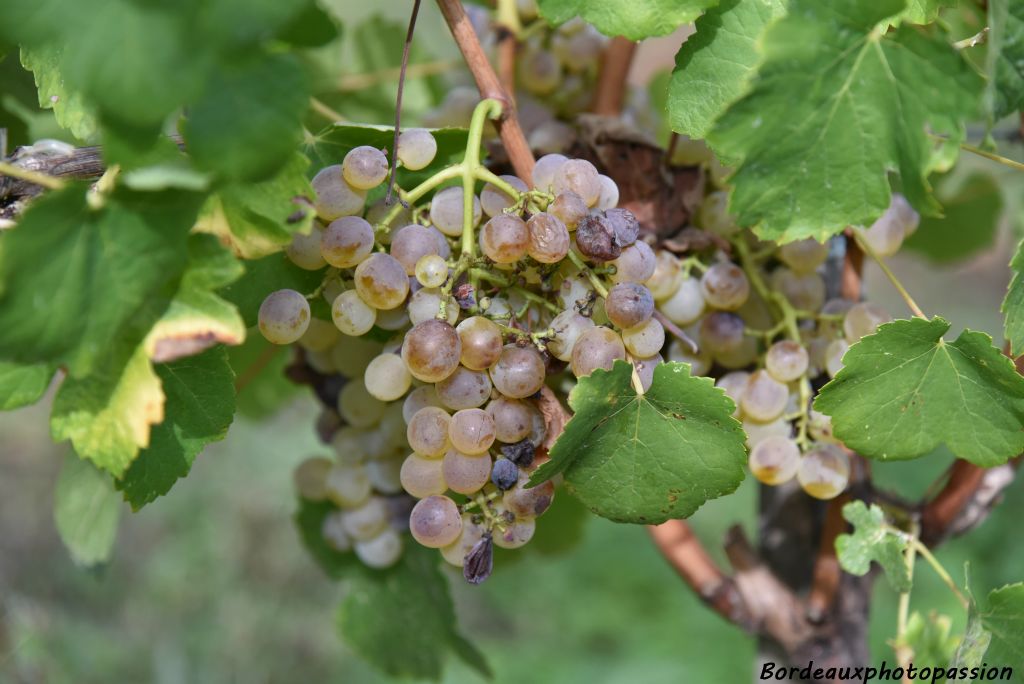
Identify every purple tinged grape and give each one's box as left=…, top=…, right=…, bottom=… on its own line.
left=462, top=533, right=494, bottom=585
left=491, top=457, right=519, bottom=490
left=604, top=282, right=655, bottom=329
left=575, top=212, right=621, bottom=262
left=500, top=438, right=535, bottom=467
left=604, top=208, right=639, bottom=247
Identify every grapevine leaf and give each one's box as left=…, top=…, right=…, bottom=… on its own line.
left=276, top=1, right=341, bottom=48
left=835, top=501, right=911, bottom=592
left=1004, top=239, right=1024, bottom=358
left=667, top=0, right=786, bottom=141
left=814, top=317, right=1024, bottom=465
left=899, top=0, right=957, bottom=24
left=50, top=345, right=165, bottom=477
left=53, top=452, right=122, bottom=567
left=19, top=43, right=97, bottom=141
left=294, top=498, right=359, bottom=578
left=304, top=124, right=468, bottom=188
left=116, top=347, right=236, bottom=510
left=903, top=172, right=1003, bottom=263
left=979, top=584, right=1024, bottom=674
left=218, top=254, right=324, bottom=328
left=144, top=235, right=246, bottom=363
left=953, top=598, right=992, bottom=671
left=707, top=0, right=984, bottom=242
left=535, top=0, right=719, bottom=40
left=229, top=335, right=302, bottom=418
left=900, top=612, right=960, bottom=671
left=338, top=544, right=491, bottom=680
left=0, top=361, right=54, bottom=410
left=0, top=186, right=202, bottom=378
left=184, top=52, right=309, bottom=182
left=198, top=153, right=315, bottom=259
left=989, top=0, right=1024, bottom=120
left=528, top=361, right=747, bottom=524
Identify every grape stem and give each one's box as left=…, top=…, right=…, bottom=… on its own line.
left=566, top=248, right=609, bottom=298
left=384, top=0, right=423, bottom=205
left=894, top=521, right=918, bottom=678
left=851, top=228, right=927, bottom=319
left=376, top=164, right=463, bottom=234
left=0, top=160, right=65, bottom=190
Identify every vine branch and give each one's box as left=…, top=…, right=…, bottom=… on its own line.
left=592, top=37, right=637, bottom=116
left=436, top=0, right=535, bottom=182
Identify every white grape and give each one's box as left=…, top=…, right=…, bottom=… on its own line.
left=700, top=262, right=750, bottom=311
left=436, top=366, right=493, bottom=411
left=571, top=326, right=625, bottom=377
left=797, top=444, right=850, bottom=500
left=286, top=224, right=327, bottom=270
left=740, top=370, right=788, bottom=423
left=331, top=290, right=376, bottom=336
left=322, top=511, right=352, bottom=552
left=646, top=251, right=683, bottom=301
left=490, top=344, right=546, bottom=398
left=532, top=153, right=567, bottom=192
left=312, top=165, right=366, bottom=220
left=259, top=289, right=310, bottom=344
left=659, top=276, right=705, bottom=325
left=448, top=408, right=496, bottom=455
left=430, top=186, right=482, bottom=237
left=342, top=146, right=388, bottom=190
left=778, top=238, right=828, bottom=274
left=749, top=436, right=801, bottom=485
left=294, top=456, right=333, bottom=501
left=391, top=223, right=441, bottom=275
left=481, top=175, right=529, bottom=217
left=547, top=309, right=595, bottom=362
left=843, top=302, right=892, bottom=343
left=621, top=318, right=665, bottom=358
left=325, top=464, right=372, bottom=508
left=354, top=253, right=410, bottom=310
left=440, top=514, right=486, bottom=567
left=442, top=449, right=492, bottom=494
left=397, top=129, right=437, bottom=171
left=409, top=495, right=463, bottom=548
left=610, top=241, right=657, bottom=284
left=553, top=159, right=601, bottom=206
left=338, top=381, right=387, bottom=427
left=400, top=453, right=447, bottom=498
left=364, top=353, right=412, bottom=402
left=402, top=319, right=462, bottom=382
left=341, top=496, right=389, bottom=541
left=456, top=316, right=504, bottom=371
left=298, top=317, right=340, bottom=352
left=596, top=174, right=619, bottom=211
left=486, top=397, right=534, bottom=443
left=765, top=340, right=809, bottom=383
left=407, top=406, right=451, bottom=457
left=415, top=254, right=448, bottom=288
left=321, top=216, right=374, bottom=268
left=354, top=527, right=403, bottom=568
left=716, top=371, right=749, bottom=417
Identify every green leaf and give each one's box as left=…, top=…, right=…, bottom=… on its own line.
left=145, top=234, right=247, bottom=363
left=294, top=497, right=359, bottom=579
left=0, top=361, right=54, bottom=410
left=1004, top=239, right=1024, bottom=358
left=0, top=186, right=201, bottom=377
left=901, top=612, right=960, bottom=672
left=535, top=0, right=719, bottom=40
left=668, top=0, right=786, bottom=141
left=980, top=584, right=1024, bottom=674
left=276, top=1, right=342, bottom=47
left=903, top=172, right=1003, bottom=263
left=117, top=347, right=236, bottom=510
left=900, top=0, right=957, bottom=24
left=528, top=361, right=747, bottom=524
left=229, top=333, right=302, bottom=418
left=184, top=53, right=309, bottom=182
left=707, top=0, right=984, bottom=242
left=53, top=452, right=122, bottom=567
left=338, top=544, right=491, bottom=680
left=815, top=317, right=1024, bottom=465
left=953, top=598, right=993, bottom=671
left=989, top=0, right=1024, bottom=120
left=50, top=345, right=165, bottom=477
left=219, top=254, right=324, bottom=328
left=304, top=124, right=468, bottom=189
left=19, top=43, right=97, bottom=141
left=835, top=501, right=911, bottom=592
left=200, top=152, right=316, bottom=259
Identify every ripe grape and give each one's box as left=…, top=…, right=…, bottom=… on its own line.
left=364, top=353, right=412, bottom=402
left=407, top=288, right=459, bottom=326
left=331, top=335, right=382, bottom=377
left=843, top=302, right=892, bottom=343
left=797, top=444, right=850, bottom=500
left=521, top=49, right=561, bottom=95
left=605, top=282, right=655, bottom=329
left=715, top=371, right=749, bottom=416
left=448, top=408, right=497, bottom=455
left=440, top=514, right=486, bottom=567
left=481, top=175, right=528, bottom=217
left=342, top=146, right=388, bottom=190
left=647, top=251, right=683, bottom=300
left=259, top=289, right=311, bottom=344
left=354, top=253, right=410, bottom=310
left=403, top=319, right=462, bottom=382
left=391, top=224, right=441, bottom=275
left=321, top=216, right=374, bottom=268
left=699, top=311, right=745, bottom=353
left=376, top=305, right=411, bottom=331
left=532, top=153, right=567, bottom=192
left=698, top=191, right=737, bottom=236
left=825, top=339, right=849, bottom=377
left=713, top=335, right=758, bottom=369
left=407, top=406, right=451, bottom=457
left=286, top=224, right=327, bottom=270
left=504, top=473, right=554, bottom=518
left=298, top=317, right=340, bottom=352
left=354, top=527, right=403, bottom=568
left=778, top=238, right=829, bottom=274
left=526, top=212, right=571, bottom=263
left=430, top=186, right=482, bottom=237
left=322, top=511, right=352, bottom=552
left=610, top=241, right=656, bottom=284
left=743, top=416, right=792, bottom=449
left=549, top=191, right=589, bottom=230
left=740, top=370, right=789, bottom=423
left=749, top=436, right=801, bottom=485
left=403, top=385, right=443, bottom=423
left=486, top=397, right=534, bottom=443
left=547, top=309, right=595, bottom=362
left=621, top=318, right=665, bottom=357
left=771, top=268, right=826, bottom=312
left=529, top=119, right=577, bottom=154
left=366, top=458, right=403, bottom=495
left=341, top=496, right=389, bottom=541
left=808, top=410, right=836, bottom=443
left=415, top=254, right=448, bottom=288
left=765, top=340, right=809, bottom=383
left=409, top=495, right=463, bottom=548
left=558, top=274, right=594, bottom=311
left=660, top=276, right=705, bottom=325
left=571, top=326, right=626, bottom=377
left=312, top=165, right=366, bottom=220
left=396, top=129, right=437, bottom=171
left=490, top=344, right=547, bottom=398
left=331, top=290, right=376, bottom=336
left=631, top=353, right=662, bottom=391
left=456, top=316, right=504, bottom=370
left=493, top=513, right=536, bottom=549
left=442, top=449, right=493, bottom=494
left=294, top=456, right=333, bottom=500
left=864, top=193, right=917, bottom=256
left=338, top=381, right=386, bottom=427
left=700, top=262, right=750, bottom=310
left=553, top=158, right=601, bottom=206
left=436, top=366, right=493, bottom=410
left=325, top=464, right=372, bottom=507
left=596, top=174, right=619, bottom=211
left=480, top=214, right=529, bottom=263
left=400, top=453, right=447, bottom=498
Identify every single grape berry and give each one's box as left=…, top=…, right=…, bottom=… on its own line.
left=396, top=129, right=437, bottom=171
left=604, top=208, right=639, bottom=247
left=342, top=146, right=389, bottom=190
left=259, top=289, right=311, bottom=344
left=605, top=282, right=655, bottom=329
left=575, top=212, right=621, bottom=262
left=491, top=458, right=519, bottom=491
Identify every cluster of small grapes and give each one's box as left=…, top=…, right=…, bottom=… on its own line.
left=424, top=3, right=614, bottom=151
left=651, top=190, right=920, bottom=500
